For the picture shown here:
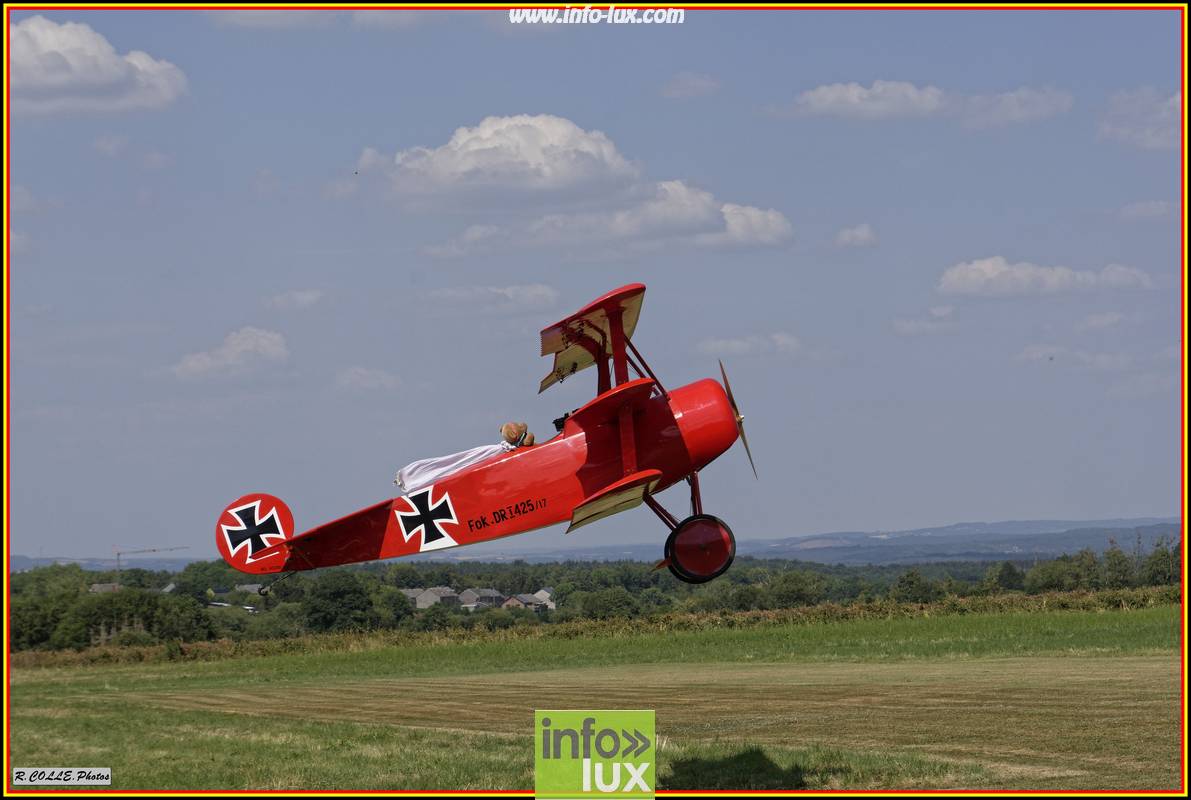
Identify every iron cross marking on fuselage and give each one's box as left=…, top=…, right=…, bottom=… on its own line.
left=224, top=503, right=283, bottom=557
left=396, top=488, right=456, bottom=545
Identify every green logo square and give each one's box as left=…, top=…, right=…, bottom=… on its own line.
left=534, top=709, right=655, bottom=799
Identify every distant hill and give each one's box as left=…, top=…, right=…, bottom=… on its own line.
left=9, top=517, right=1180, bottom=571
left=409, top=518, right=1182, bottom=565
left=8, top=555, right=199, bottom=574
left=742, top=522, right=1181, bottom=565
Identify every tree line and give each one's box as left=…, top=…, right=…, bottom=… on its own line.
left=8, top=536, right=1181, bottom=651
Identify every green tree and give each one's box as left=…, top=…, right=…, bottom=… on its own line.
left=1071, top=548, right=1102, bottom=590
left=245, top=603, right=307, bottom=639
left=1102, top=543, right=1135, bottom=589
left=1141, top=538, right=1180, bottom=586
left=1024, top=558, right=1079, bottom=593
left=49, top=613, right=93, bottom=650
left=581, top=587, right=641, bottom=620
left=889, top=569, right=941, bottom=604
left=382, top=563, right=423, bottom=588
left=301, top=572, right=377, bottom=632
left=8, top=563, right=90, bottom=599
left=769, top=570, right=826, bottom=607
left=10, top=593, right=75, bottom=650
left=372, top=586, right=415, bottom=629
left=153, top=595, right=214, bottom=642
left=983, top=561, right=1025, bottom=592
left=174, top=561, right=241, bottom=601
left=409, top=603, right=453, bottom=632
left=638, top=587, right=671, bottom=611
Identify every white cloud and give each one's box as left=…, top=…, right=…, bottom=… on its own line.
left=209, top=11, right=334, bottom=29
left=10, top=16, right=187, bottom=114
left=697, top=332, right=802, bottom=358
left=370, top=114, right=791, bottom=258
left=529, top=181, right=721, bottom=244
left=265, top=289, right=323, bottom=311
left=360, top=114, right=637, bottom=193
left=938, top=256, right=1152, bottom=296
left=1100, top=88, right=1180, bottom=150
left=422, top=224, right=508, bottom=258
left=696, top=203, right=794, bottom=247
left=960, top=87, right=1073, bottom=128
left=172, top=327, right=288, bottom=380
left=834, top=223, right=877, bottom=248
left=1017, top=344, right=1131, bottom=371
left=427, top=284, right=560, bottom=314
left=336, top=366, right=398, bottom=391
left=1077, top=311, right=1124, bottom=332
left=538, top=182, right=789, bottom=247
left=356, top=147, right=391, bottom=173
left=428, top=180, right=791, bottom=256
left=785, top=80, right=1071, bottom=128
left=661, top=71, right=721, bottom=99
left=893, top=306, right=953, bottom=336
left=93, top=134, right=128, bottom=156
left=790, top=80, right=946, bottom=119
left=1119, top=200, right=1169, bottom=219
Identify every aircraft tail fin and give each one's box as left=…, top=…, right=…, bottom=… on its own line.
left=215, top=493, right=295, bottom=575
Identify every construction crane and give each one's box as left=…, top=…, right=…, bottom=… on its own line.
left=113, top=545, right=189, bottom=587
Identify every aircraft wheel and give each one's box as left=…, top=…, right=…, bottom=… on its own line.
left=664, top=514, right=736, bottom=584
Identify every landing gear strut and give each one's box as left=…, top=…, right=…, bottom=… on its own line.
left=646, top=472, right=736, bottom=583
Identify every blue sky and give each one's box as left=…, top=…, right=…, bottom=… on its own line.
left=8, top=8, right=1182, bottom=560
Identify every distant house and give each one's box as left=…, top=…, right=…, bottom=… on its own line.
left=234, top=583, right=262, bottom=595
left=160, top=582, right=176, bottom=594
left=399, top=588, right=424, bottom=602
left=416, top=587, right=460, bottom=609
left=503, top=593, right=547, bottom=612
left=533, top=587, right=556, bottom=609
left=89, top=583, right=120, bottom=594
left=459, top=588, right=505, bottom=610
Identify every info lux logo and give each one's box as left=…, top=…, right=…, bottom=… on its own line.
left=534, top=710, right=655, bottom=799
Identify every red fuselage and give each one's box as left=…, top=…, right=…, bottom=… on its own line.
left=374, top=378, right=740, bottom=559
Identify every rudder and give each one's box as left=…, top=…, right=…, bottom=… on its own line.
left=215, top=493, right=295, bottom=574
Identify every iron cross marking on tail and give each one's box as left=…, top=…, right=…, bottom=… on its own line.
left=396, top=488, right=457, bottom=546
left=223, top=502, right=284, bottom=558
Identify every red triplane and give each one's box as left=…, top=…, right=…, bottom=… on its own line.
left=216, top=283, right=756, bottom=586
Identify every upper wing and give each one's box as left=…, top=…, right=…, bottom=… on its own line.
left=538, top=283, right=646, bottom=393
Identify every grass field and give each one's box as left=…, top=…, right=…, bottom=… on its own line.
left=9, top=605, right=1182, bottom=791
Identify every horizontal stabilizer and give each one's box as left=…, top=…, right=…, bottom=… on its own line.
left=251, top=498, right=392, bottom=571
left=567, top=469, right=661, bottom=533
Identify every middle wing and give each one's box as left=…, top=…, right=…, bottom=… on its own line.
left=567, top=469, right=661, bottom=533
